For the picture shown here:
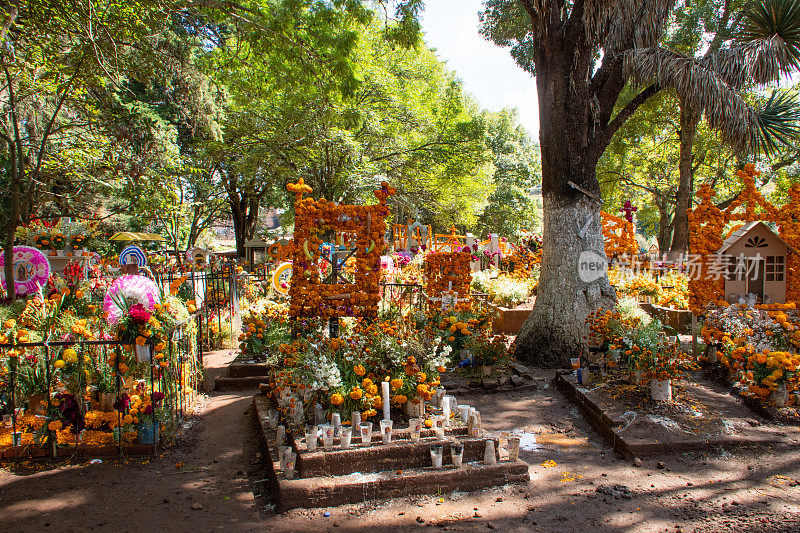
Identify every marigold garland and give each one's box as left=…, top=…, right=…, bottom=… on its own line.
left=601, top=211, right=638, bottom=258
left=287, top=179, right=395, bottom=319
left=424, top=252, right=471, bottom=299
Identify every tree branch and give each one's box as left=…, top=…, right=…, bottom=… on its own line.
left=593, top=83, right=661, bottom=160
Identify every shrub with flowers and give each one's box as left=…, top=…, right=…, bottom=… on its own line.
left=238, top=300, right=291, bottom=364
left=466, top=333, right=513, bottom=370
left=587, top=297, right=693, bottom=382
left=471, top=270, right=536, bottom=308
left=702, top=302, right=800, bottom=403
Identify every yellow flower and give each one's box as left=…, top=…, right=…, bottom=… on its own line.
left=354, top=364, right=366, bottom=376
left=48, top=420, right=62, bottom=431
left=135, top=336, right=147, bottom=346
left=54, top=360, right=66, bottom=369
left=349, top=387, right=364, bottom=400
left=63, top=348, right=78, bottom=363
left=330, top=393, right=344, bottom=406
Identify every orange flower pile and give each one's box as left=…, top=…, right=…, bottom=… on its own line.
left=601, top=211, right=637, bottom=258
left=424, top=251, right=471, bottom=299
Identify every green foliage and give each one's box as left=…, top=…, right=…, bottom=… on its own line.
left=475, top=109, right=541, bottom=239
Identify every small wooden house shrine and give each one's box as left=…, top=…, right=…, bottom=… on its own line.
left=718, top=221, right=796, bottom=304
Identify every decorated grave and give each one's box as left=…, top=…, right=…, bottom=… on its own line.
left=247, top=180, right=529, bottom=510
left=557, top=165, right=800, bottom=458
left=0, top=234, right=203, bottom=459
left=689, top=164, right=800, bottom=414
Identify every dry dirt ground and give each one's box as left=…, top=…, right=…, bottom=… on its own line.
left=2, top=349, right=800, bottom=533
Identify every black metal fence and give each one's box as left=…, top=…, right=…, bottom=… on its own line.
left=0, top=319, right=199, bottom=461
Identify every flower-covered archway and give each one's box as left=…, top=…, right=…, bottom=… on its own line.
left=687, top=164, right=800, bottom=314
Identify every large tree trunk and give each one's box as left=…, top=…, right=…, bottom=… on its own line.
left=656, top=196, right=673, bottom=253
left=515, top=193, right=615, bottom=366
left=513, top=49, right=616, bottom=367
left=229, top=192, right=259, bottom=258
left=670, top=105, right=700, bottom=257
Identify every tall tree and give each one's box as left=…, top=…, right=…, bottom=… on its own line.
left=480, top=0, right=800, bottom=366
left=0, top=0, right=182, bottom=298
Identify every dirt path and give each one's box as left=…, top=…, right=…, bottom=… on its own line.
left=2, top=361, right=800, bottom=532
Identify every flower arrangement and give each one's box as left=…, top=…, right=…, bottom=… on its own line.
left=103, top=275, right=161, bottom=326
left=263, top=317, right=449, bottom=426
left=467, top=333, right=513, bottom=370
left=0, top=246, right=51, bottom=296
left=287, top=179, right=394, bottom=319
left=424, top=251, right=471, bottom=299
left=601, top=211, right=638, bottom=258
left=499, top=241, right=541, bottom=280
left=702, top=302, right=800, bottom=402
left=238, top=300, right=290, bottom=363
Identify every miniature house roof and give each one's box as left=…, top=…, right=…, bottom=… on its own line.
left=717, top=221, right=798, bottom=255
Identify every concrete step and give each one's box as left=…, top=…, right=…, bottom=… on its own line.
left=276, top=460, right=529, bottom=511
left=214, top=376, right=268, bottom=391
left=228, top=363, right=270, bottom=378
left=252, top=394, right=529, bottom=511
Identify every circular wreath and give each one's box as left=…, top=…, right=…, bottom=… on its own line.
left=119, top=244, right=148, bottom=267
left=0, top=246, right=51, bottom=296
left=103, top=275, right=161, bottom=325
left=271, top=262, right=293, bottom=296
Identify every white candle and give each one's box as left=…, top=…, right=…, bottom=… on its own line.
left=382, top=380, right=391, bottom=421
left=331, top=412, right=341, bottom=437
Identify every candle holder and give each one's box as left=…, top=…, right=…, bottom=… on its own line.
left=340, top=425, right=352, bottom=449
left=278, top=445, right=292, bottom=471
left=483, top=439, right=497, bottom=465
left=267, top=409, right=279, bottom=430
left=433, top=415, right=445, bottom=440
left=359, top=422, right=373, bottom=446
left=380, top=419, right=393, bottom=443
left=507, top=437, right=521, bottom=461
left=304, top=425, right=318, bottom=452
left=284, top=451, right=297, bottom=479
left=351, top=411, right=361, bottom=430
left=409, top=418, right=422, bottom=443
left=276, top=425, right=286, bottom=447
left=450, top=442, right=464, bottom=468
left=321, top=424, right=335, bottom=451
left=430, top=443, right=444, bottom=469
left=457, top=404, right=470, bottom=422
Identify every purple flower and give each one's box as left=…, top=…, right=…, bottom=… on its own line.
left=114, top=393, right=130, bottom=411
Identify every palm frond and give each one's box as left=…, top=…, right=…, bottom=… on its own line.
left=753, top=90, right=800, bottom=156
left=625, top=47, right=800, bottom=155
left=583, top=0, right=676, bottom=52
left=736, top=0, right=800, bottom=75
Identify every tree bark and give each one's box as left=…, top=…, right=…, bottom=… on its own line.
left=4, top=144, right=20, bottom=300
left=513, top=42, right=616, bottom=367
left=669, top=104, right=700, bottom=257
left=656, top=195, right=673, bottom=253
left=515, top=193, right=615, bottom=366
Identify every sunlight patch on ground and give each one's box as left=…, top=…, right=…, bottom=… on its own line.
left=3, top=490, right=89, bottom=519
